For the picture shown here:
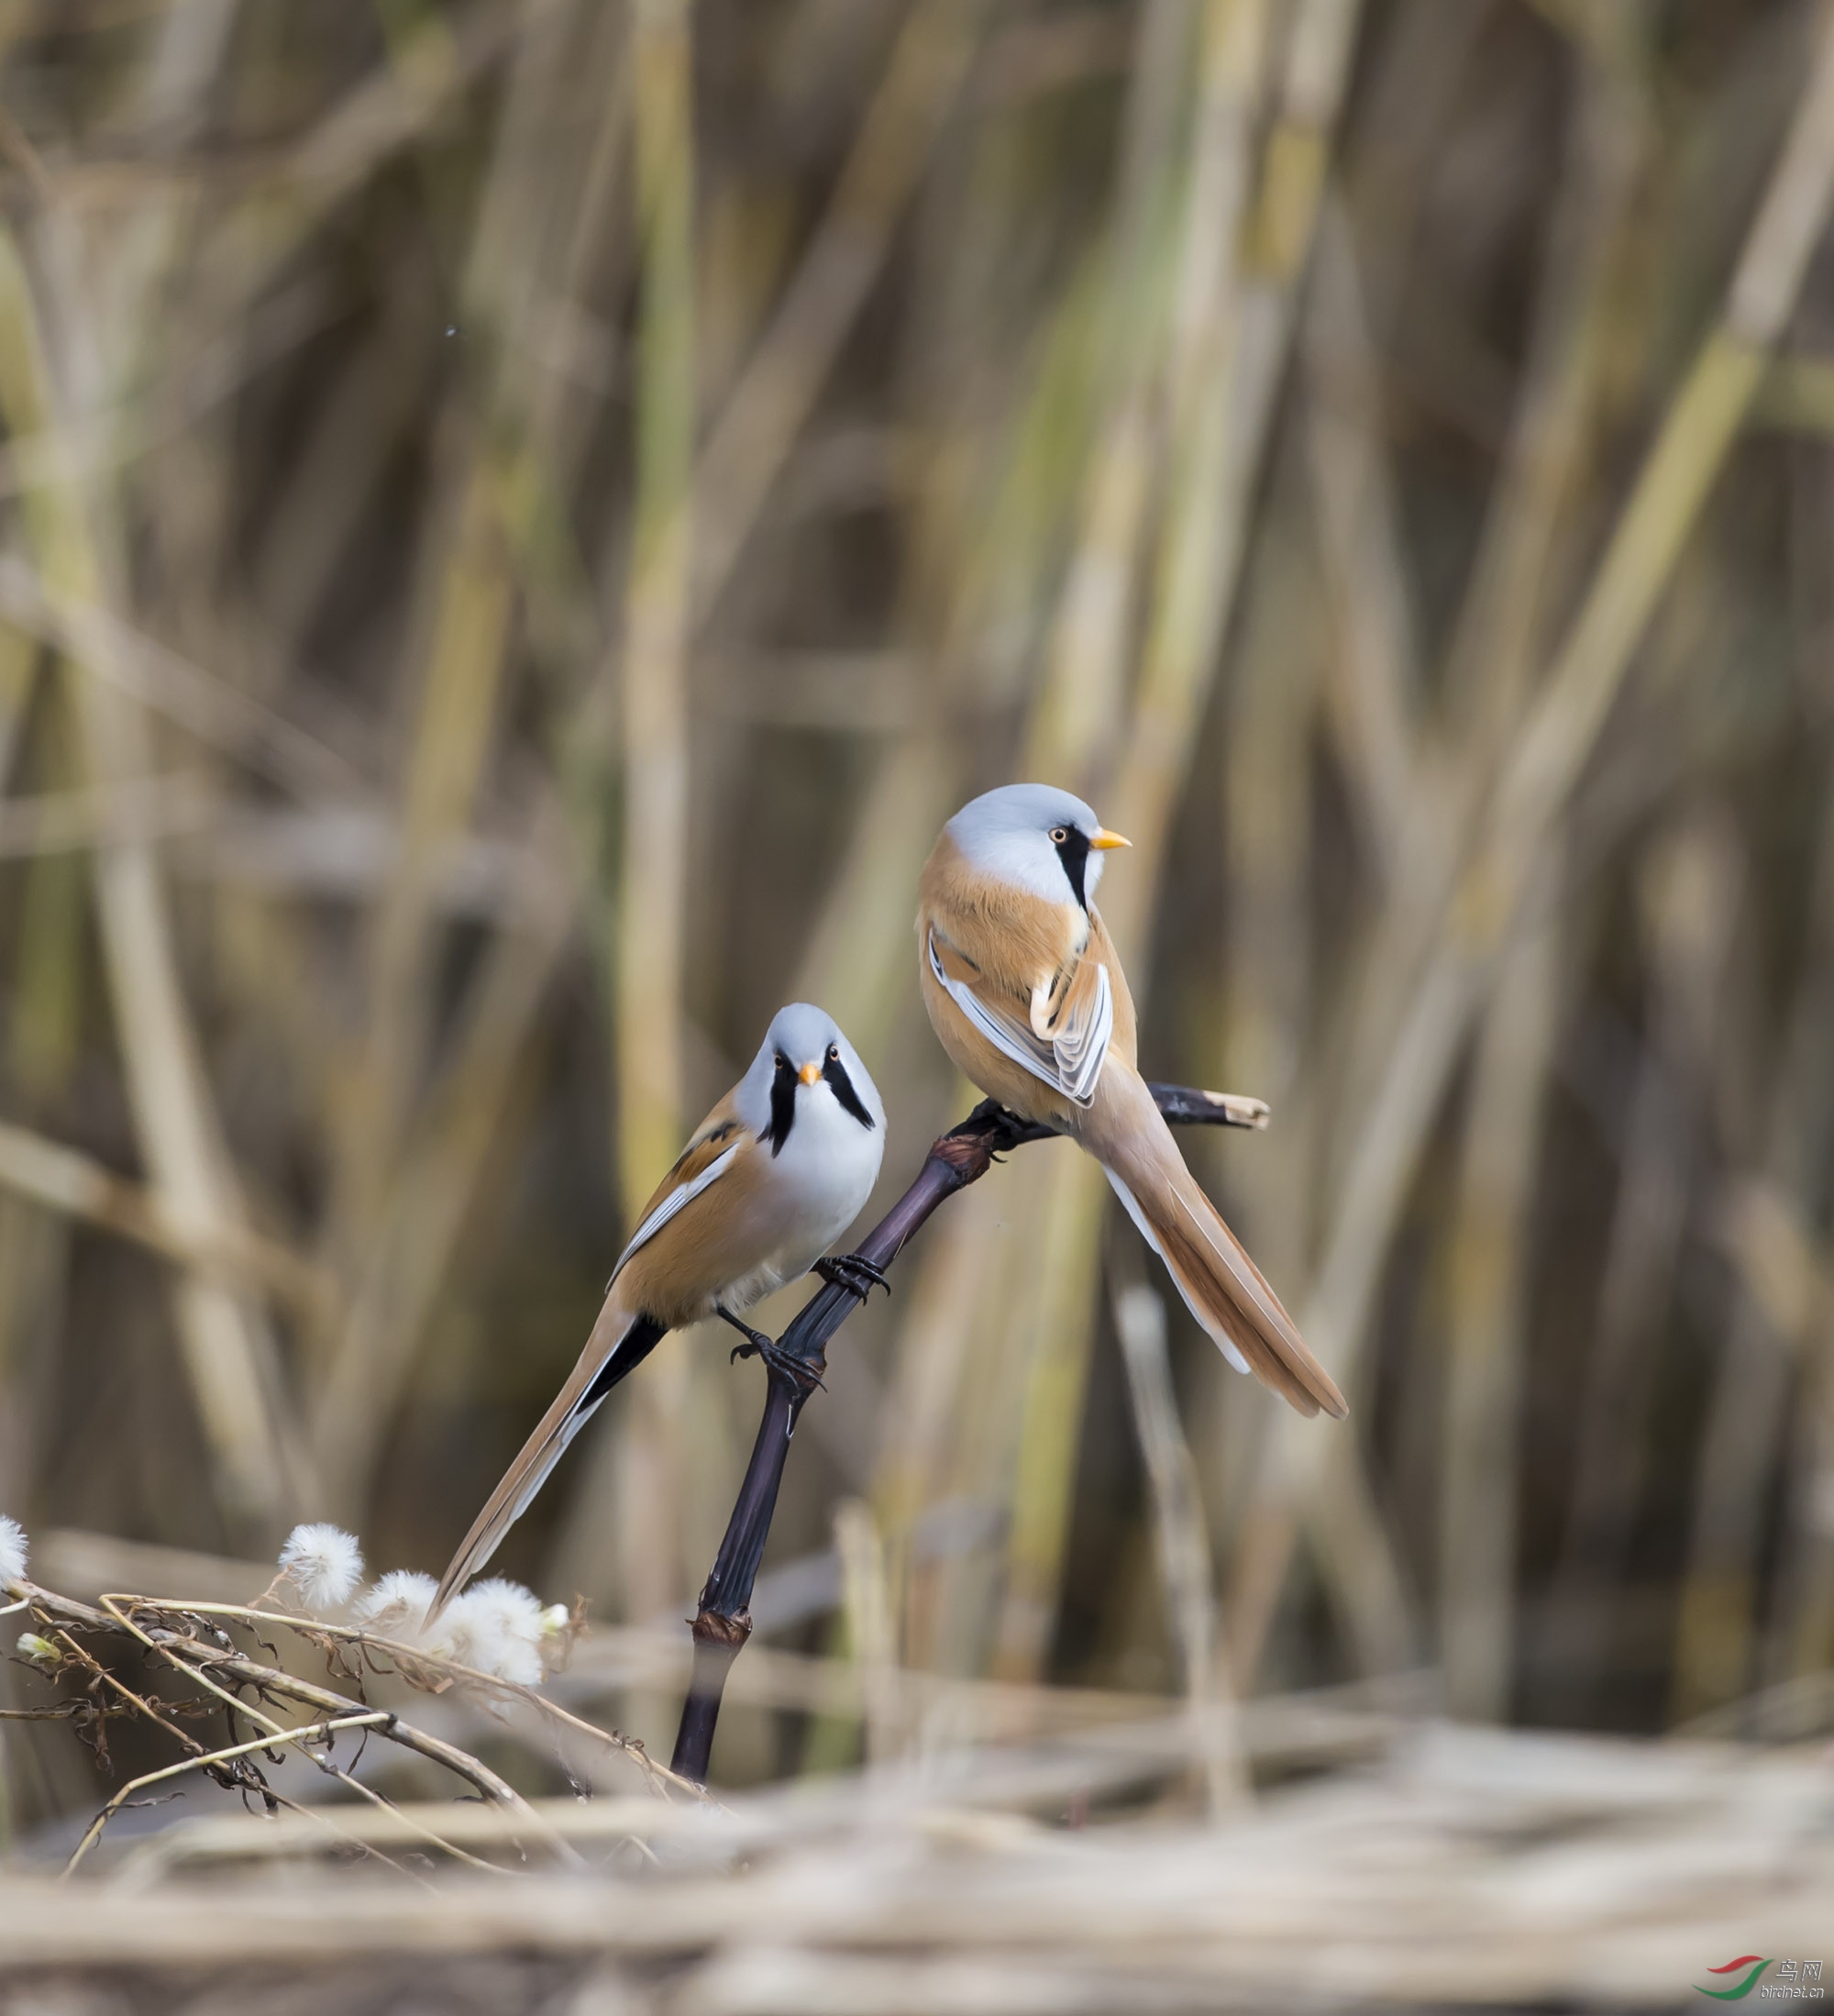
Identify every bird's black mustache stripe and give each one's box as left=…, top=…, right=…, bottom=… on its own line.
left=762, top=1046, right=875, bottom=1151
left=823, top=1051, right=875, bottom=1129
left=1054, top=825, right=1092, bottom=910
left=764, top=1051, right=797, bottom=1156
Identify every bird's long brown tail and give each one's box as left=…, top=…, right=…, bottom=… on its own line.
left=1081, top=1063, right=1347, bottom=1420
left=430, top=1300, right=668, bottom=1618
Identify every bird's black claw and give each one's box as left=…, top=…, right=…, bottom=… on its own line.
left=718, top=1306, right=825, bottom=1394
left=813, top=1252, right=890, bottom=1302
left=730, top=1336, right=825, bottom=1396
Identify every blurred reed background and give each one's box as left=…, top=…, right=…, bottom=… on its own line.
left=1, top=0, right=1833, bottom=1823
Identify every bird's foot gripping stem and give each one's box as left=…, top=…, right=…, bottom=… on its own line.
left=812, top=1252, right=890, bottom=1303
left=718, top=1308, right=824, bottom=1396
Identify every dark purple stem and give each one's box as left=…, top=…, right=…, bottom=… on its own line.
left=668, top=1087, right=1258, bottom=1782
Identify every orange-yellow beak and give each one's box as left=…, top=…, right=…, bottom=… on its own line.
left=799, top=1060, right=823, bottom=1086
left=1091, top=827, right=1132, bottom=850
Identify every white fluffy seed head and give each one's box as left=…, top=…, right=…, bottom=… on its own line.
left=0, top=1514, right=28, bottom=1587
left=277, top=1523, right=364, bottom=1612
left=437, top=1578, right=545, bottom=1686
left=17, top=1632, right=58, bottom=1665
left=351, top=1570, right=438, bottom=1641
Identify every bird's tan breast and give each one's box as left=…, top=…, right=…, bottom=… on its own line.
left=918, top=834, right=1085, bottom=995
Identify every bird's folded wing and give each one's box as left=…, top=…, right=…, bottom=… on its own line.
left=608, top=1124, right=745, bottom=1285
left=1044, top=949, right=1113, bottom=1105
left=928, top=927, right=1113, bottom=1108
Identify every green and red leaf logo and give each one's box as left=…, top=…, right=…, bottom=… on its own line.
left=1696, top=1958, right=1773, bottom=2001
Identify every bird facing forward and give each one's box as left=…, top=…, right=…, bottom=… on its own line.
left=433, top=1003, right=887, bottom=1612
left=917, top=782, right=1346, bottom=1420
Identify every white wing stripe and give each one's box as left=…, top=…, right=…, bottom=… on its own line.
left=607, top=1140, right=742, bottom=1285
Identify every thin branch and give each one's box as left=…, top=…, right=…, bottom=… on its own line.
left=669, top=1082, right=1274, bottom=1782
left=49, top=1629, right=430, bottom=1882
left=22, top=1587, right=551, bottom=1830
left=146, top=1596, right=704, bottom=1802
left=62, top=1711, right=393, bottom=1876
left=17, top=1586, right=583, bottom=1870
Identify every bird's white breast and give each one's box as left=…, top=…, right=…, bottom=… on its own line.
left=772, top=1084, right=882, bottom=1241
left=723, top=1083, right=883, bottom=1313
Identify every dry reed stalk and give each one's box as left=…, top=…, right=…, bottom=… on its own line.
left=314, top=470, right=517, bottom=1232
left=311, top=6, right=602, bottom=1507
left=107, top=1790, right=736, bottom=1888
left=1302, top=198, right=1417, bottom=872
left=783, top=88, right=1105, bottom=1064
left=987, top=1147, right=1112, bottom=1683
left=322, top=0, right=556, bottom=1281
left=1695, top=1184, right=1834, bottom=1695
left=0, top=225, right=310, bottom=1536
left=5, top=1721, right=1827, bottom=2010
left=1440, top=851, right=1563, bottom=1722
left=1206, top=526, right=1323, bottom=1570
left=196, top=0, right=567, bottom=327
left=1554, top=808, right=1741, bottom=1705
left=1231, top=0, right=1834, bottom=1688
left=1112, top=1281, right=1247, bottom=1812
left=1776, top=1316, right=1834, bottom=1687
left=941, top=1, right=1198, bottom=1692
left=989, top=0, right=1275, bottom=1692
left=251, top=287, right=427, bottom=651
left=312, top=808, right=575, bottom=1507
left=0, top=556, right=362, bottom=802
left=833, top=1496, right=899, bottom=1767
left=1022, top=0, right=1192, bottom=790
left=1097, top=0, right=1269, bottom=951
left=1671, top=781, right=1834, bottom=1716
left=1254, top=183, right=1433, bottom=1685
left=0, top=615, right=36, bottom=789
left=9, top=674, right=90, bottom=1110
left=0, top=1117, right=329, bottom=1313
left=1298, top=5, right=1635, bottom=1196
left=479, top=1612, right=1185, bottom=1750
left=1265, top=3, right=1635, bottom=1698
left=807, top=124, right=1158, bottom=1677
left=868, top=1185, right=1010, bottom=1667
left=689, top=0, right=980, bottom=622
left=783, top=738, right=961, bottom=1069
left=895, top=0, right=1362, bottom=1700
left=606, top=0, right=697, bottom=1632
left=1437, top=5, right=1646, bottom=736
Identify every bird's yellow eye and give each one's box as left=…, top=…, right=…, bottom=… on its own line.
left=827, top=1044, right=838, bottom=1060
left=1049, top=825, right=1068, bottom=844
